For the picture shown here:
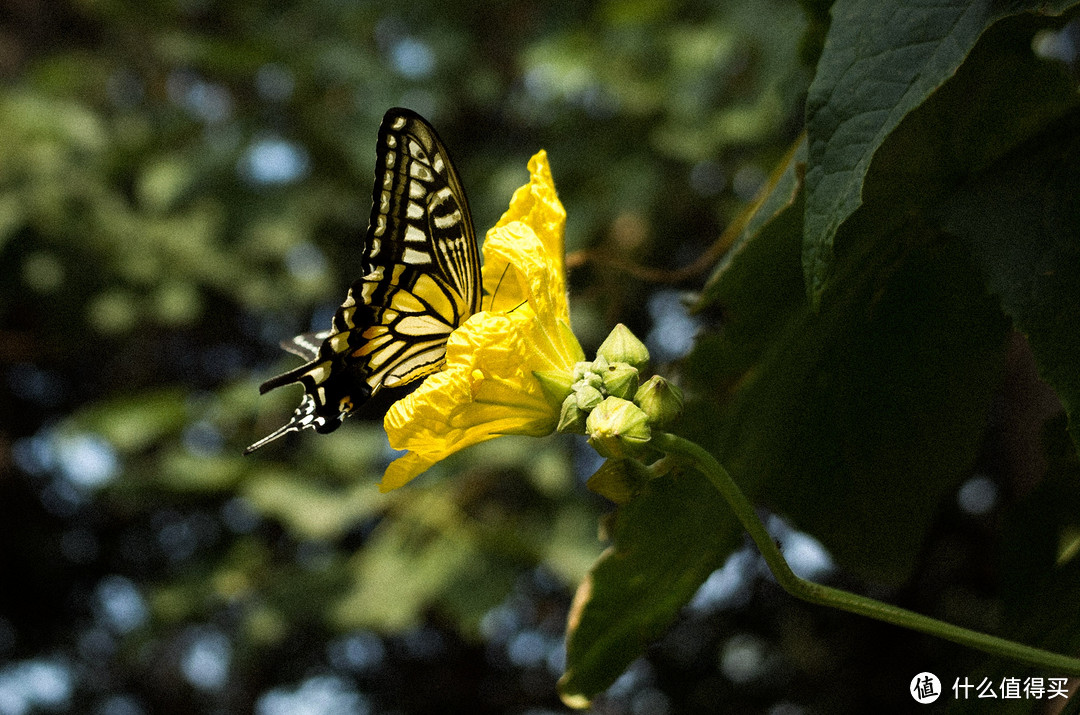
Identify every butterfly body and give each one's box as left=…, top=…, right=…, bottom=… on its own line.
left=246, top=108, right=479, bottom=454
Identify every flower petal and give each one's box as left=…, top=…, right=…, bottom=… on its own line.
left=379, top=151, right=583, bottom=491
left=381, top=311, right=571, bottom=491
left=482, top=151, right=569, bottom=320
left=491, top=151, right=566, bottom=269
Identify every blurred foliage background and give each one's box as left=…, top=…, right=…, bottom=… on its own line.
left=2, top=0, right=1078, bottom=713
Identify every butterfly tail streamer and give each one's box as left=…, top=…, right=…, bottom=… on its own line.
left=246, top=343, right=356, bottom=453
left=244, top=393, right=340, bottom=454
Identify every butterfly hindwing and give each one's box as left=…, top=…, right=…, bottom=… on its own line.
left=280, top=331, right=330, bottom=361
left=246, top=108, right=479, bottom=454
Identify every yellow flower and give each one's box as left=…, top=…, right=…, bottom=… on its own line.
left=380, top=151, right=585, bottom=492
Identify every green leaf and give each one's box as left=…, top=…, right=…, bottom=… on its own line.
left=333, top=490, right=482, bottom=632
left=687, top=142, right=807, bottom=399
left=331, top=464, right=594, bottom=638
left=803, top=0, right=1079, bottom=304
left=68, top=388, right=187, bottom=453
left=676, top=5, right=1080, bottom=598
left=689, top=149, right=1009, bottom=585
left=938, top=114, right=1080, bottom=451
left=771, top=237, right=1008, bottom=583
left=242, top=471, right=384, bottom=542
left=684, top=13, right=1080, bottom=583
left=699, top=137, right=806, bottom=309
left=159, top=451, right=245, bottom=491
left=559, top=468, right=741, bottom=705
left=137, top=156, right=195, bottom=213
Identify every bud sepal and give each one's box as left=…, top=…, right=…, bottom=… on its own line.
left=585, top=396, right=652, bottom=459
left=634, top=375, right=684, bottom=427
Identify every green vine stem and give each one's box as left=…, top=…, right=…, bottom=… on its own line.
left=652, top=432, right=1080, bottom=676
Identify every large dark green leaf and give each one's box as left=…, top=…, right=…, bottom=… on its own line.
left=683, top=10, right=1079, bottom=586
left=804, top=0, right=1079, bottom=303
left=938, top=115, right=1080, bottom=451
left=558, top=467, right=742, bottom=705
left=690, top=208, right=1009, bottom=584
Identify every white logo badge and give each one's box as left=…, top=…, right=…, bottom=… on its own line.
left=911, top=672, right=942, bottom=704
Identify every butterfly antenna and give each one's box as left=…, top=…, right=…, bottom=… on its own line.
left=487, top=263, right=511, bottom=312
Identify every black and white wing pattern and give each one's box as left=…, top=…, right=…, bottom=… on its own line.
left=246, top=108, right=480, bottom=454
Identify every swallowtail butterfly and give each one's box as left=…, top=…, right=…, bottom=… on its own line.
left=246, top=108, right=479, bottom=453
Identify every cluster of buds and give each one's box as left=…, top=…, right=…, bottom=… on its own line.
left=540, top=324, right=683, bottom=459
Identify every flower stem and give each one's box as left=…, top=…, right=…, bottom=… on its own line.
left=652, top=431, right=1080, bottom=675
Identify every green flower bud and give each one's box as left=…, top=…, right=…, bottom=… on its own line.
left=573, top=383, right=604, bottom=410
left=585, top=396, right=652, bottom=459
left=634, top=375, right=684, bottom=427
left=572, top=368, right=604, bottom=396
left=596, top=323, right=649, bottom=371
left=585, top=458, right=653, bottom=504
left=534, top=369, right=574, bottom=408
left=572, top=361, right=594, bottom=382
left=600, top=361, right=639, bottom=400
left=586, top=372, right=604, bottom=391
left=558, top=394, right=588, bottom=434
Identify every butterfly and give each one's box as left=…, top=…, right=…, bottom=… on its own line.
left=245, top=108, right=480, bottom=454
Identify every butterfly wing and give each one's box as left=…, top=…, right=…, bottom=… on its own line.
left=246, top=108, right=480, bottom=454
left=280, top=331, right=330, bottom=361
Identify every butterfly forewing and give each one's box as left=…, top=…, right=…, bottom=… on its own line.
left=246, top=108, right=479, bottom=454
